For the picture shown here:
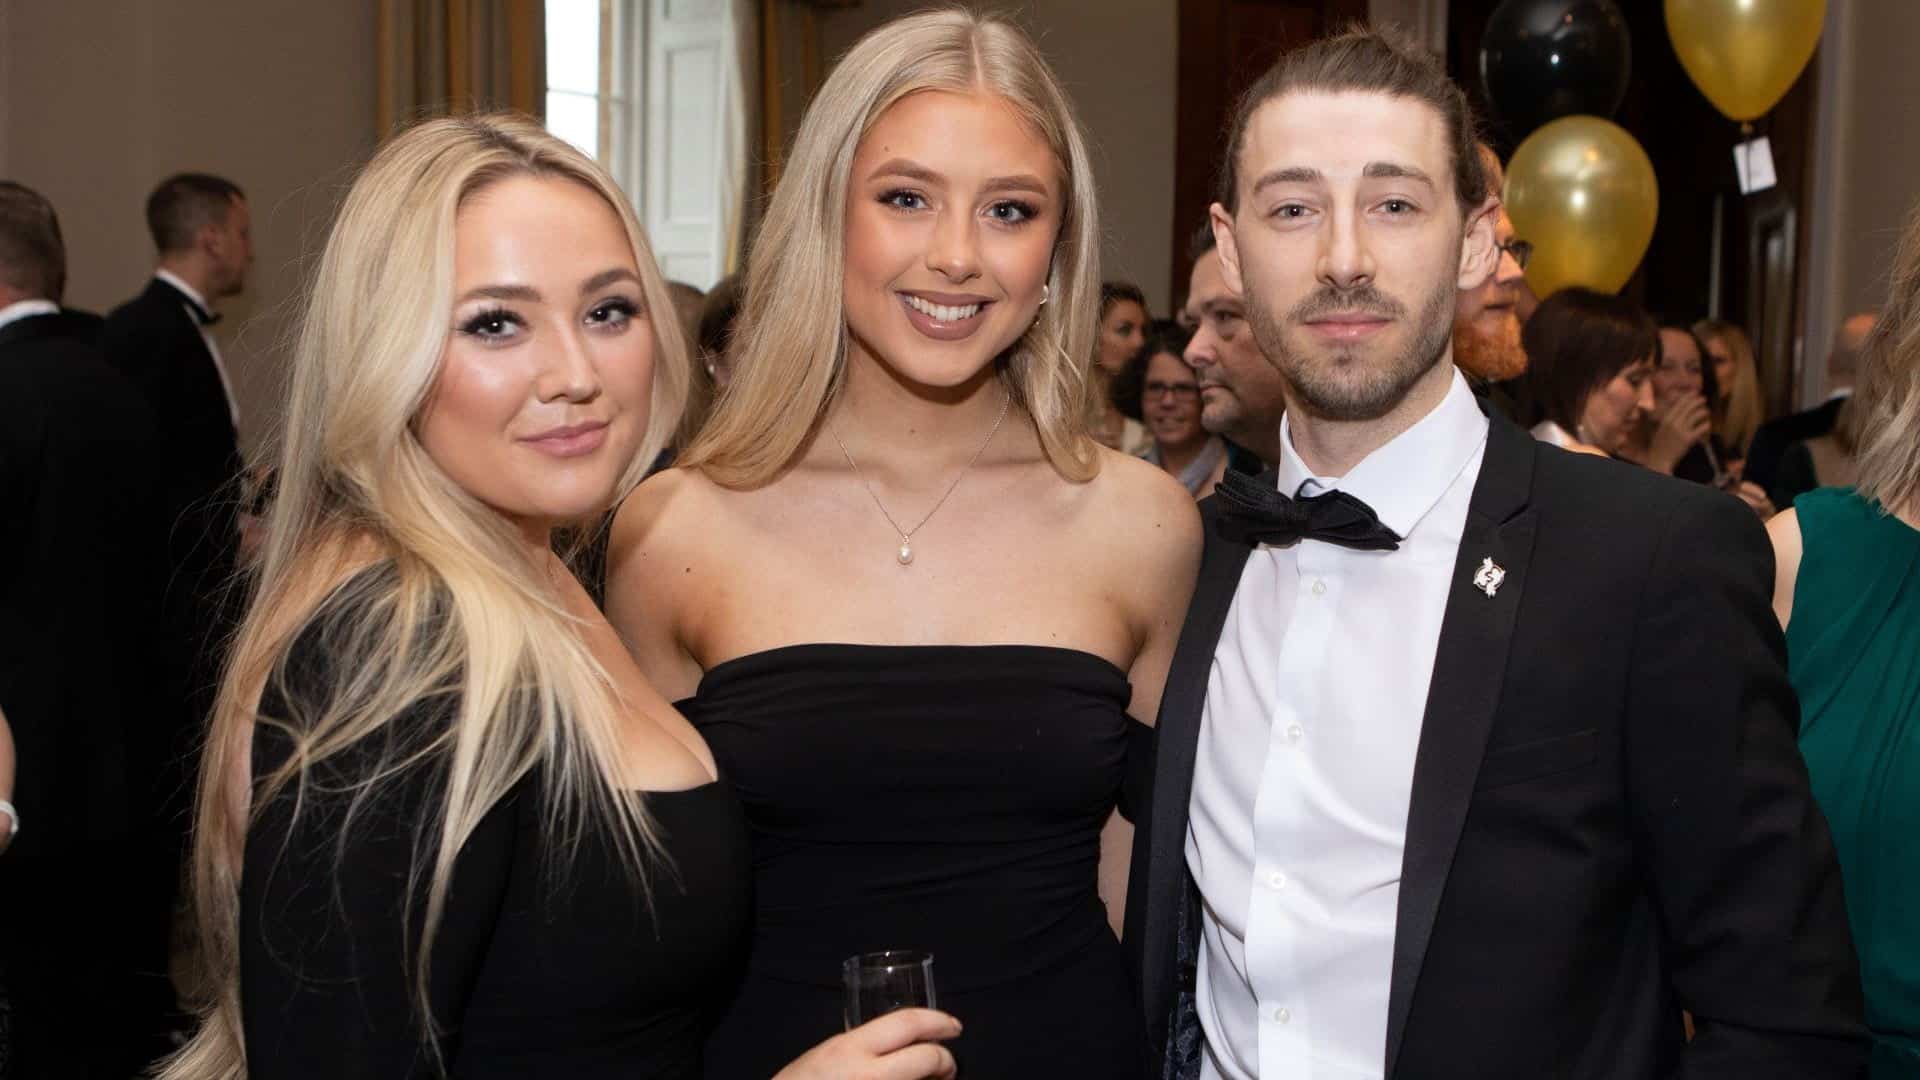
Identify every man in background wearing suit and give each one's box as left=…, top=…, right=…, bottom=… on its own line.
left=0, top=181, right=168, bottom=1077
left=1747, top=311, right=1877, bottom=507
left=1185, top=224, right=1288, bottom=472
left=1124, top=29, right=1866, bottom=1079
left=104, top=172, right=251, bottom=584
left=101, top=171, right=253, bottom=1061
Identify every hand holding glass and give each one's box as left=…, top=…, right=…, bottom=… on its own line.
left=842, top=950, right=936, bottom=1028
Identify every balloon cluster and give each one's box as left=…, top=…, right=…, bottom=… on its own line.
left=1481, top=0, right=1825, bottom=299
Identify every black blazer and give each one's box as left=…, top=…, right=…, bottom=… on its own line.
left=1123, top=408, right=1867, bottom=1078
left=0, top=313, right=168, bottom=860
left=1744, top=396, right=1846, bottom=495
left=101, top=276, right=243, bottom=576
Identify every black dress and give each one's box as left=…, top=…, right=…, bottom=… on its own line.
left=682, top=644, right=1148, bottom=1079
left=240, top=592, right=750, bottom=1078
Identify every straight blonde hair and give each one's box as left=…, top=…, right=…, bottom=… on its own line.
left=160, top=113, right=687, bottom=1078
left=678, top=7, right=1102, bottom=487
left=1694, top=318, right=1765, bottom=455
left=1854, top=201, right=1920, bottom=518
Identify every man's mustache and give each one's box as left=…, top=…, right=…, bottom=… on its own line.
left=1287, top=284, right=1405, bottom=324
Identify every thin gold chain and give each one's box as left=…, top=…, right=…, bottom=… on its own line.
left=829, top=391, right=1012, bottom=547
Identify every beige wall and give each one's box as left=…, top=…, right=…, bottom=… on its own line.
left=0, top=0, right=378, bottom=454
left=1804, top=1, right=1920, bottom=401
left=818, top=1, right=1179, bottom=314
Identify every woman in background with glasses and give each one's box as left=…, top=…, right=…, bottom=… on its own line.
left=1113, top=322, right=1225, bottom=497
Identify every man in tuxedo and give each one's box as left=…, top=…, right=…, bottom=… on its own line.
left=0, top=181, right=168, bottom=1076
left=1746, top=311, right=1876, bottom=505
left=103, top=173, right=251, bottom=574
left=1123, top=28, right=1866, bottom=1079
left=101, top=170, right=253, bottom=1060
left=1185, top=224, right=1288, bottom=472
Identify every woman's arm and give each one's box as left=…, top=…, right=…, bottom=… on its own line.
left=1, top=703, right=16, bottom=854
left=605, top=469, right=709, bottom=701
left=1765, top=507, right=1802, bottom=631
left=239, top=638, right=516, bottom=1077
left=1096, top=455, right=1204, bottom=934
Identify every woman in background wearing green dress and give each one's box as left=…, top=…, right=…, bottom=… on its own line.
left=1769, top=201, right=1920, bottom=1079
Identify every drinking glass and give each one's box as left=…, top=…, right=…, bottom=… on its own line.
left=842, top=950, right=937, bottom=1028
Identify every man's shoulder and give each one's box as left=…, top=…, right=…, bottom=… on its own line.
left=103, top=281, right=189, bottom=336
left=1, top=329, right=154, bottom=437
left=1526, top=442, right=1764, bottom=572
left=1754, top=399, right=1843, bottom=446
left=1528, top=440, right=1694, bottom=512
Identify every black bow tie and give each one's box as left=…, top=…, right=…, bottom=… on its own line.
left=177, top=292, right=219, bottom=326
left=1213, top=467, right=1401, bottom=551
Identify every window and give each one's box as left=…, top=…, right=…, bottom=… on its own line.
left=545, top=0, right=744, bottom=291
left=544, top=0, right=603, bottom=160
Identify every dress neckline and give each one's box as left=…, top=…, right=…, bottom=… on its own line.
left=691, top=642, right=1130, bottom=696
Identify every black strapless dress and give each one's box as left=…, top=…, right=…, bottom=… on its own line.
left=680, top=644, right=1147, bottom=1079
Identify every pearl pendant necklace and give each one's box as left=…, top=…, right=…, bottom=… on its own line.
left=831, top=392, right=1011, bottom=567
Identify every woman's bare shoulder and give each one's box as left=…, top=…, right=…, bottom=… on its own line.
left=1079, top=447, right=1203, bottom=581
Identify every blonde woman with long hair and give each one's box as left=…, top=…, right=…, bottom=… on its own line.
left=607, top=10, right=1200, bottom=1077
left=1694, top=317, right=1765, bottom=457
left=162, top=114, right=957, bottom=1080
left=1768, top=201, right=1920, bottom=1077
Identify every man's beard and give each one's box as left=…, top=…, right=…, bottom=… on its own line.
left=1453, top=308, right=1526, bottom=382
left=1246, top=276, right=1455, bottom=422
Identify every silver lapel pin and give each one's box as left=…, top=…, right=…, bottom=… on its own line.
left=1473, top=556, right=1506, bottom=598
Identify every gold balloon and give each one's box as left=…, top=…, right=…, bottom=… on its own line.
left=1666, top=0, right=1826, bottom=123
left=1504, top=116, right=1659, bottom=299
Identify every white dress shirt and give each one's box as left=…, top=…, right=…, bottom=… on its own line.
left=0, top=298, right=59, bottom=336
left=154, top=268, right=240, bottom=429
left=1186, top=369, right=1488, bottom=1080
left=1529, top=418, right=1578, bottom=450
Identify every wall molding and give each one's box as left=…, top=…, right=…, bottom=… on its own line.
left=1801, top=0, right=1854, bottom=406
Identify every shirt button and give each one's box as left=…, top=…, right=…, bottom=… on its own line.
left=1310, top=579, right=1327, bottom=596
left=1268, top=871, right=1287, bottom=891
left=1286, top=723, right=1305, bottom=743
left=1274, top=1006, right=1292, bottom=1025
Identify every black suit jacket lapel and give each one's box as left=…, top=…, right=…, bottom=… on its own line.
left=1134, top=485, right=1257, bottom=1033
left=147, top=276, right=211, bottom=326
left=1384, top=412, right=1539, bottom=1078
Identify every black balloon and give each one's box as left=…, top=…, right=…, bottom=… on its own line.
left=1479, top=0, right=1631, bottom=138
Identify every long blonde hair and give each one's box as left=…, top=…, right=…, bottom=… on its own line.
left=678, top=7, right=1102, bottom=487
left=1693, top=317, right=1764, bottom=454
left=1854, top=201, right=1920, bottom=519
left=161, top=113, right=687, bottom=1078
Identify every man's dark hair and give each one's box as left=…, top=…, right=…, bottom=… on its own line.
left=146, top=173, right=245, bottom=254
left=1217, top=25, right=1487, bottom=220
left=1524, top=287, right=1658, bottom=435
left=1112, top=319, right=1197, bottom=422
left=0, top=181, right=67, bottom=301
left=1189, top=220, right=1217, bottom=260
left=1100, top=280, right=1147, bottom=319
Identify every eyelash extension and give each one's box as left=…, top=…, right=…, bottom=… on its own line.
left=991, top=200, right=1039, bottom=224
left=589, top=297, right=640, bottom=321
left=458, top=306, right=522, bottom=336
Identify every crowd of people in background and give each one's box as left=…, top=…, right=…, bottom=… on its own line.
left=2, top=9, right=1918, bottom=1080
